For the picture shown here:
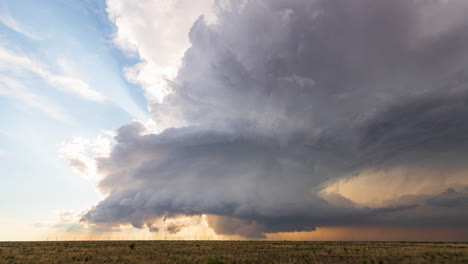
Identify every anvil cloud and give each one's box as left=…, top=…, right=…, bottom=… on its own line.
left=82, top=0, right=468, bottom=238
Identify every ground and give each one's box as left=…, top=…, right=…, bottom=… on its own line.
left=0, top=241, right=467, bottom=264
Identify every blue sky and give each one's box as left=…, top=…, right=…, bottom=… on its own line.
left=0, top=0, right=147, bottom=227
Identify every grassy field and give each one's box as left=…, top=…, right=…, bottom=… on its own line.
left=0, top=240, right=467, bottom=264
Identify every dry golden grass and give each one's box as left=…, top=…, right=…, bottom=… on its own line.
left=0, top=240, right=467, bottom=264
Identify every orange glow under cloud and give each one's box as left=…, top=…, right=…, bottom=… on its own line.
left=267, top=227, right=468, bottom=242
left=33, top=226, right=468, bottom=242
left=320, top=167, right=468, bottom=208
left=3, top=215, right=467, bottom=242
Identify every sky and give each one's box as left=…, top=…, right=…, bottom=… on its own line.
left=1, top=0, right=468, bottom=241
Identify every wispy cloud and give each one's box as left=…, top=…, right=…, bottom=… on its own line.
left=0, top=148, right=8, bottom=157
left=0, top=46, right=105, bottom=102
left=0, top=14, right=38, bottom=39
left=0, top=77, right=68, bottom=121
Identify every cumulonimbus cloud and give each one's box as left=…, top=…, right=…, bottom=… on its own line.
left=82, top=0, right=468, bottom=238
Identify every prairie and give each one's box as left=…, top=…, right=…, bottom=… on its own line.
left=0, top=240, right=467, bottom=264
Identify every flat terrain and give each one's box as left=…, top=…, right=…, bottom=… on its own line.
left=0, top=241, right=467, bottom=264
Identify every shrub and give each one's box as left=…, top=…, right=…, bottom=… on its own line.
left=129, top=243, right=136, bottom=250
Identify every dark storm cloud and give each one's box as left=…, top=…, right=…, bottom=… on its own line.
left=358, top=91, right=468, bottom=169
left=427, top=189, right=468, bottom=208
left=166, top=224, right=183, bottom=234
left=146, top=223, right=159, bottom=233
left=82, top=0, right=468, bottom=237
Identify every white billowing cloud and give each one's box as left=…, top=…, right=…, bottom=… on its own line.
left=0, top=46, right=105, bottom=102
left=106, top=0, right=215, bottom=102
left=0, top=77, right=68, bottom=121
left=58, top=136, right=112, bottom=181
